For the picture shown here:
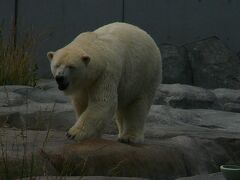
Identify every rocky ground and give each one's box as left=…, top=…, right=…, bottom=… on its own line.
left=0, top=79, right=239, bottom=180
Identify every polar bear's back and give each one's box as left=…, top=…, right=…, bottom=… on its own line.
left=95, top=22, right=162, bottom=105
left=94, top=22, right=157, bottom=52
left=72, top=23, right=161, bottom=106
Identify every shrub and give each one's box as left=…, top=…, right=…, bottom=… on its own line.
left=0, top=24, right=38, bottom=86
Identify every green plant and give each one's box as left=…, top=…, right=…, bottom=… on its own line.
left=0, top=23, right=38, bottom=86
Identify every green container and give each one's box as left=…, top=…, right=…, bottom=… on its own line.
left=220, top=165, right=240, bottom=180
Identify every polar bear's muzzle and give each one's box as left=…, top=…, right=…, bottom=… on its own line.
left=55, top=75, right=69, bottom=91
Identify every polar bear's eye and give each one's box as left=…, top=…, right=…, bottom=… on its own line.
left=54, top=64, right=60, bottom=68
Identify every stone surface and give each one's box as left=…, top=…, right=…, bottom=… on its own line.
left=0, top=129, right=64, bottom=179
left=0, top=91, right=26, bottom=107
left=36, top=79, right=58, bottom=90
left=1, top=128, right=239, bottom=180
left=0, top=85, right=33, bottom=92
left=0, top=100, right=72, bottom=114
left=185, top=36, right=240, bottom=89
left=176, top=172, right=225, bottom=180
left=0, top=112, right=21, bottom=127
left=224, top=103, right=240, bottom=113
left=20, top=110, right=75, bottom=131
left=153, top=84, right=240, bottom=112
left=153, top=84, right=218, bottom=109
left=146, top=105, right=240, bottom=139
left=41, top=135, right=240, bottom=179
left=13, top=86, right=70, bottom=103
left=0, top=81, right=69, bottom=104
left=160, top=44, right=192, bottom=84
left=212, top=88, right=240, bottom=104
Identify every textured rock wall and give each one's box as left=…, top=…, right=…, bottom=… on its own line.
left=161, top=37, right=240, bottom=89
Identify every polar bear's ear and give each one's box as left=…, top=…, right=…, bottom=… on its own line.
left=47, top=51, right=55, bottom=61
left=82, top=55, right=90, bottom=65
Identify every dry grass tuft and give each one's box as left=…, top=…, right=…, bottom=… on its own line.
left=0, top=23, right=38, bottom=86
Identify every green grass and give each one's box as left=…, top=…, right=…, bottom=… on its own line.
left=0, top=24, right=38, bottom=86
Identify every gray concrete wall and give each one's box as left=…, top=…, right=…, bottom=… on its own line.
left=1, top=0, right=240, bottom=77
left=125, top=0, right=240, bottom=50
left=0, top=0, right=15, bottom=41
left=17, top=0, right=123, bottom=77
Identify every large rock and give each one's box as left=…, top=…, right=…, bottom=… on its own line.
left=0, top=82, right=117, bottom=132
left=146, top=105, right=240, bottom=139
left=1, top=128, right=239, bottom=180
left=0, top=83, right=69, bottom=104
left=20, top=110, right=75, bottom=131
left=0, top=112, right=20, bottom=127
left=212, top=88, right=240, bottom=104
left=0, top=85, right=33, bottom=92
left=0, top=100, right=72, bottom=115
left=36, top=79, right=58, bottom=90
left=0, top=129, right=64, bottom=179
left=41, top=135, right=239, bottom=179
left=211, top=88, right=240, bottom=112
left=153, top=84, right=218, bottom=109
left=0, top=91, right=26, bottom=107
left=13, top=87, right=70, bottom=103
left=223, top=102, right=240, bottom=113
left=185, top=36, right=240, bottom=89
left=0, top=102, right=74, bottom=130
left=154, top=84, right=240, bottom=112
left=160, top=44, right=192, bottom=84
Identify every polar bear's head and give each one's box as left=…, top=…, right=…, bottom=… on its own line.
left=47, top=48, right=90, bottom=95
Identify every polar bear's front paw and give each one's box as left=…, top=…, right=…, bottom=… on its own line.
left=66, top=126, right=79, bottom=140
left=66, top=126, right=88, bottom=141
left=66, top=125, right=100, bottom=142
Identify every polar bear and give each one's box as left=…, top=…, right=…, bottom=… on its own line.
left=47, top=22, right=162, bottom=143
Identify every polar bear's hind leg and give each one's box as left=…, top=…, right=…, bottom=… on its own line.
left=118, top=95, right=152, bottom=144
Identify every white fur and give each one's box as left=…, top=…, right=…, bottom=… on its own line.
left=48, top=22, right=162, bottom=143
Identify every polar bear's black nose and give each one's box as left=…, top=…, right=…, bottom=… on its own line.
left=55, top=75, right=64, bottom=84
left=55, top=75, right=69, bottom=91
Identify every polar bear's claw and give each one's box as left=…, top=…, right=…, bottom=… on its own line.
left=66, top=126, right=93, bottom=141
left=66, top=131, right=76, bottom=140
